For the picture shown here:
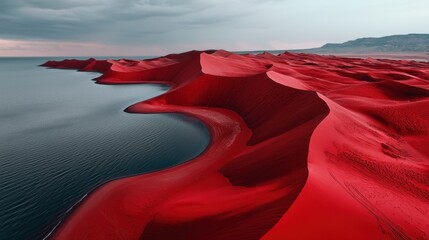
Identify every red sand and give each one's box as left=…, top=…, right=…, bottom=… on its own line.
left=42, top=50, right=429, bottom=239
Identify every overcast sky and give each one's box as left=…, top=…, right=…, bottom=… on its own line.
left=0, top=0, right=428, bottom=56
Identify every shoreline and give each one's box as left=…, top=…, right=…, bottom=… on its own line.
left=41, top=50, right=429, bottom=239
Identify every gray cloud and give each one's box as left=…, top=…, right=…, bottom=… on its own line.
left=0, top=0, right=428, bottom=55
left=0, top=1, right=188, bottom=40
left=0, top=0, right=250, bottom=43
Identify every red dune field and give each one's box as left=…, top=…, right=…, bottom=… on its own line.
left=41, top=50, right=429, bottom=239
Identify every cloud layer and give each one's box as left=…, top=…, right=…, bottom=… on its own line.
left=0, top=0, right=428, bottom=56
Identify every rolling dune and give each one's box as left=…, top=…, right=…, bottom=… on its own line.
left=41, top=50, right=429, bottom=239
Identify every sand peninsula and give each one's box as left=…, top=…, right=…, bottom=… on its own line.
left=42, top=50, right=429, bottom=239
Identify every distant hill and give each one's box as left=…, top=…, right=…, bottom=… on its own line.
left=292, top=34, right=429, bottom=53
left=238, top=34, right=429, bottom=61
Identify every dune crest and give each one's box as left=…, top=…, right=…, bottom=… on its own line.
left=41, top=50, right=429, bottom=239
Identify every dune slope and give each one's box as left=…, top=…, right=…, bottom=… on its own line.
left=41, top=50, right=429, bottom=239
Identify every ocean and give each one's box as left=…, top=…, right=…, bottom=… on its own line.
left=0, top=57, right=209, bottom=239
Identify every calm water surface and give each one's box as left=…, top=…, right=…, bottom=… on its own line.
left=0, top=57, right=209, bottom=239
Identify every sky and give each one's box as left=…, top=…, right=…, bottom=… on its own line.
left=0, top=0, right=428, bottom=56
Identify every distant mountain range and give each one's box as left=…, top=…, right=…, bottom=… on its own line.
left=292, top=34, right=429, bottom=53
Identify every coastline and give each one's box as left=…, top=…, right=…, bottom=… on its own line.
left=41, top=50, right=429, bottom=239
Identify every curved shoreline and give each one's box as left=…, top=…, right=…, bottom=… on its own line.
left=41, top=50, right=429, bottom=239
left=41, top=110, right=210, bottom=240
left=32, top=78, right=210, bottom=239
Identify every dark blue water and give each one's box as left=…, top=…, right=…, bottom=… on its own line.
left=0, top=58, right=210, bottom=239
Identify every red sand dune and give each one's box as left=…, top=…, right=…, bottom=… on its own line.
left=41, top=50, right=429, bottom=239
